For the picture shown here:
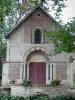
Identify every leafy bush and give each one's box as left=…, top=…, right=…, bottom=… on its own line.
left=22, top=79, right=32, bottom=86
left=29, top=93, right=49, bottom=100
left=9, top=80, right=16, bottom=84
left=0, top=93, right=75, bottom=100
left=73, top=80, right=75, bottom=85
left=51, top=79, right=61, bottom=87
left=0, top=93, right=28, bottom=100
left=51, top=95, right=75, bottom=100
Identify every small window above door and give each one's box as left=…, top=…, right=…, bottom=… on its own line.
left=31, top=28, right=44, bottom=44
left=34, top=29, right=41, bottom=44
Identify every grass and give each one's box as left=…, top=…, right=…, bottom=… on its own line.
left=73, top=80, right=75, bottom=85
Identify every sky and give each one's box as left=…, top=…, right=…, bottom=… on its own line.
left=19, top=0, right=75, bottom=23
left=62, top=0, right=75, bottom=23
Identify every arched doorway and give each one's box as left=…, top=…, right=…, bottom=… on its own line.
left=26, top=50, right=48, bottom=85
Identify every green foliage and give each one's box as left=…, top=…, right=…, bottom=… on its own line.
left=0, top=58, right=2, bottom=76
left=51, top=95, right=75, bottom=100
left=0, top=0, right=17, bottom=22
left=51, top=0, right=66, bottom=21
left=43, top=18, right=75, bottom=54
left=22, top=79, right=32, bottom=86
left=29, top=94, right=49, bottom=100
left=51, top=79, right=61, bottom=87
left=0, top=34, right=6, bottom=58
left=0, top=93, right=75, bottom=100
left=28, top=0, right=66, bottom=20
left=0, top=0, right=67, bottom=34
left=73, top=80, right=75, bottom=85
left=0, top=93, right=26, bottom=100
left=29, top=0, right=41, bottom=5
left=0, top=1, right=18, bottom=59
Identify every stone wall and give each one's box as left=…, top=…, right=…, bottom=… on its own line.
left=9, top=8, right=55, bottom=44
left=9, top=63, right=20, bottom=79
left=11, top=85, right=75, bottom=97
left=0, top=87, right=10, bottom=95
left=56, top=54, right=67, bottom=80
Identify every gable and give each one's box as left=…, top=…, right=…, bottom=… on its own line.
left=6, top=6, right=58, bottom=38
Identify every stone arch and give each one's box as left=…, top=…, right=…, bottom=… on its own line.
left=31, top=25, right=44, bottom=43
left=31, top=25, right=43, bottom=33
left=23, top=46, right=49, bottom=62
left=27, top=50, right=47, bottom=62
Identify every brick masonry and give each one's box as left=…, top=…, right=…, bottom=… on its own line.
left=55, top=54, right=67, bottom=80
left=56, top=63, right=67, bottom=80
left=0, top=87, right=10, bottom=95
left=9, top=63, right=20, bottom=79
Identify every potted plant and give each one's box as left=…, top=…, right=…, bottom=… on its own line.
left=9, top=79, right=16, bottom=85
left=51, top=79, right=61, bottom=87
left=22, top=79, right=32, bottom=87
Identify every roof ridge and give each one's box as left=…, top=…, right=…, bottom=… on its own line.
left=6, top=5, right=59, bottom=38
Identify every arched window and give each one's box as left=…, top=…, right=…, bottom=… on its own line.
left=34, top=29, right=41, bottom=44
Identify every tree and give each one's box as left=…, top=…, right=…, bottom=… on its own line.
left=43, top=18, right=75, bottom=55
left=0, top=0, right=18, bottom=36
left=0, top=34, right=6, bottom=58
left=22, top=0, right=66, bottom=21
left=0, top=0, right=18, bottom=58
left=0, top=0, right=17, bottom=22
left=0, top=0, right=67, bottom=32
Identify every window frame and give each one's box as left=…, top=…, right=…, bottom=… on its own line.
left=34, top=29, right=41, bottom=44
left=31, top=28, right=44, bottom=44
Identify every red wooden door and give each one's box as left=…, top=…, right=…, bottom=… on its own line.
left=29, top=62, right=46, bottom=85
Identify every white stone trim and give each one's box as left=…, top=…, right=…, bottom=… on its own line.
left=20, top=63, right=23, bottom=81
left=8, top=43, right=51, bottom=45
left=66, top=54, right=72, bottom=85
left=27, top=63, right=29, bottom=80
left=71, top=63, right=73, bottom=85
left=23, top=46, right=49, bottom=61
left=20, top=44, right=24, bottom=61
left=31, top=26, right=44, bottom=44
left=46, top=63, right=54, bottom=84
left=23, top=63, right=25, bottom=79
left=53, top=56, right=56, bottom=79
left=46, top=63, right=51, bottom=84
left=2, top=63, right=9, bottom=86
left=41, top=35, right=44, bottom=44
left=46, top=63, right=48, bottom=84
left=23, top=46, right=51, bottom=84
left=50, top=63, right=52, bottom=80
left=6, top=39, right=10, bottom=61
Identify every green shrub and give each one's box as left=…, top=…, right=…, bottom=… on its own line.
left=0, top=93, right=28, bottom=100
left=22, top=79, right=32, bottom=86
left=0, top=93, right=75, bottom=100
left=29, top=94, right=49, bottom=100
left=73, top=80, right=75, bottom=85
left=51, top=79, right=61, bottom=87
left=51, top=95, right=75, bottom=100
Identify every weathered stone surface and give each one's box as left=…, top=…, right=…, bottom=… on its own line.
left=0, top=87, right=10, bottom=95
left=56, top=63, right=67, bottom=80
left=11, top=85, right=75, bottom=97
left=9, top=63, right=20, bottom=79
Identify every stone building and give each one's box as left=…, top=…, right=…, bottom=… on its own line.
left=2, top=6, right=72, bottom=87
